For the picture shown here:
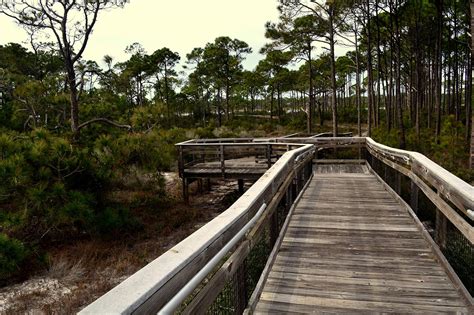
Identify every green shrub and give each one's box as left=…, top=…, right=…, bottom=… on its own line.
left=95, top=206, right=141, bottom=235
left=0, top=234, right=28, bottom=279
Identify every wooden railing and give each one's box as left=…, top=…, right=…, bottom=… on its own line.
left=80, top=143, right=315, bottom=314
left=363, top=137, right=474, bottom=297
left=176, top=141, right=304, bottom=177
left=81, top=137, right=473, bottom=314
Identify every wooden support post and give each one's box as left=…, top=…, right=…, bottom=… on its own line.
left=435, top=209, right=447, bottom=250
left=238, top=179, right=244, bottom=193
left=286, top=186, right=293, bottom=211
left=266, top=144, right=272, bottom=168
left=197, top=179, right=203, bottom=193
left=292, top=176, right=297, bottom=199
left=182, top=178, right=189, bottom=205
left=270, top=211, right=278, bottom=246
left=395, top=172, right=402, bottom=195
left=220, top=145, right=225, bottom=178
left=233, top=262, right=247, bottom=314
left=410, top=181, right=419, bottom=214
left=178, top=146, right=184, bottom=178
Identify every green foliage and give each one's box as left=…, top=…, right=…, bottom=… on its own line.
left=0, top=125, right=188, bottom=279
left=0, top=234, right=28, bottom=279
left=431, top=116, right=474, bottom=181
left=95, top=206, right=141, bottom=235
left=373, top=116, right=473, bottom=182
left=130, top=102, right=166, bottom=131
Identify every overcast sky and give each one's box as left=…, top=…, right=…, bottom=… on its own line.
left=0, top=0, right=283, bottom=71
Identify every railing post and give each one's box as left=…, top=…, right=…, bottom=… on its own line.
left=267, top=144, right=272, bottom=168
left=220, top=145, right=225, bottom=178
left=238, top=179, right=244, bottom=193
left=270, top=211, right=278, bottom=245
left=178, top=145, right=184, bottom=178
left=435, top=210, right=447, bottom=250
left=183, top=178, right=189, bottom=205
left=233, top=260, right=247, bottom=314
left=410, top=181, right=419, bottom=214
left=395, top=172, right=402, bottom=195
left=435, top=191, right=447, bottom=250
left=286, top=184, right=293, bottom=211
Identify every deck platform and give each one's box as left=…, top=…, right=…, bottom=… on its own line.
left=254, top=165, right=473, bottom=314
left=183, top=158, right=268, bottom=179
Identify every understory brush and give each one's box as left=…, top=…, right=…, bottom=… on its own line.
left=0, top=128, right=184, bottom=280
left=372, top=115, right=474, bottom=182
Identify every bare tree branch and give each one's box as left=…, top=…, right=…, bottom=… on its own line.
left=77, top=118, right=132, bottom=131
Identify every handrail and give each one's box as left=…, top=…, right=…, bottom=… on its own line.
left=80, top=143, right=315, bottom=314
left=158, top=203, right=267, bottom=314
left=175, top=138, right=255, bottom=145
left=365, top=138, right=474, bottom=220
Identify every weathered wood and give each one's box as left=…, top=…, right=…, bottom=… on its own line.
left=220, top=144, right=225, bottom=178
left=411, top=180, right=419, bottom=214
left=183, top=166, right=302, bottom=314
left=395, top=172, right=402, bottom=195
left=367, top=145, right=474, bottom=243
left=181, top=239, right=250, bottom=315
left=315, top=159, right=365, bottom=164
left=266, top=144, right=272, bottom=168
left=366, top=137, right=474, bottom=217
left=182, top=178, right=189, bottom=205
left=238, top=179, right=244, bottom=193
left=436, top=209, right=447, bottom=250
left=246, top=173, right=314, bottom=314
left=367, top=162, right=474, bottom=308
left=233, top=262, right=247, bottom=314
left=253, top=166, right=473, bottom=313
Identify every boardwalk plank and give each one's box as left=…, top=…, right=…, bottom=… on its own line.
left=254, top=165, right=473, bottom=313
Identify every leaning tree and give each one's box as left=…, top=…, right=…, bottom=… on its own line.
left=0, top=0, right=129, bottom=136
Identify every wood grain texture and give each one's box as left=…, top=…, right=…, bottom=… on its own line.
left=254, top=165, right=473, bottom=314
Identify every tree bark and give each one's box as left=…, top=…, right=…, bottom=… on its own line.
left=308, top=41, right=314, bottom=134
left=366, top=0, right=374, bottom=137
left=395, top=0, right=406, bottom=148
left=354, top=22, right=362, bottom=136
left=435, top=0, right=443, bottom=143
left=329, top=7, right=338, bottom=137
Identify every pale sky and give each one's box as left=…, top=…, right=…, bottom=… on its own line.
left=0, top=0, right=282, bottom=71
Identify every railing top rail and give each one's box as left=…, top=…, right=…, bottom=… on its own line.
left=175, top=138, right=255, bottom=145
left=310, top=132, right=353, bottom=138
left=366, top=137, right=474, bottom=218
left=175, top=141, right=305, bottom=147
left=280, top=132, right=302, bottom=138
left=272, top=136, right=366, bottom=145
left=80, top=143, right=315, bottom=315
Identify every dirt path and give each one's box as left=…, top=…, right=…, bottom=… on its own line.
left=0, top=174, right=245, bottom=314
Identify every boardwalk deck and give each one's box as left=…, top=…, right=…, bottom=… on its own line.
left=184, top=159, right=268, bottom=178
left=254, top=164, right=473, bottom=314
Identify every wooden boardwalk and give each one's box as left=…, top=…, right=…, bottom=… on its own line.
left=254, top=165, right=473, bottom=314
